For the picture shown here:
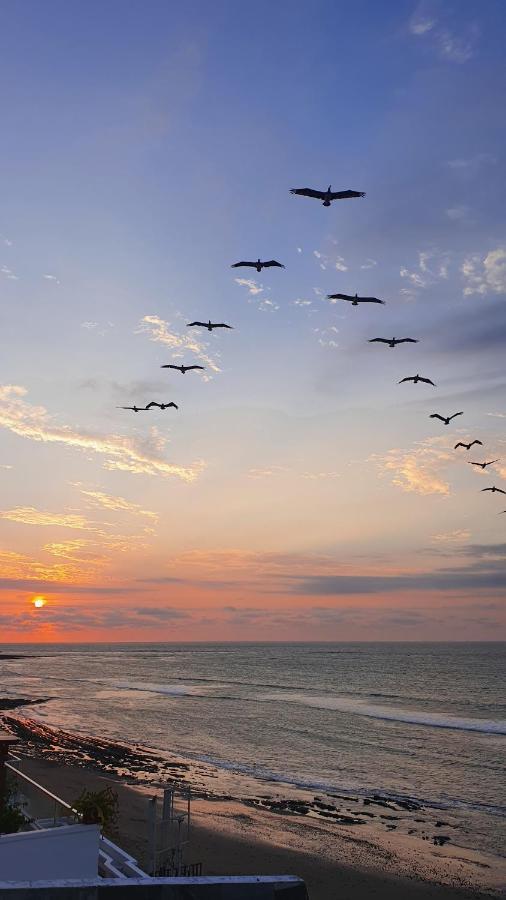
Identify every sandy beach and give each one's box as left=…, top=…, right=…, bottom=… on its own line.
left=3, top=708, right=504, bottom=900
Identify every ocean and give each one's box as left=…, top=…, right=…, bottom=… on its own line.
left=1, top=642, right=505, bottom=856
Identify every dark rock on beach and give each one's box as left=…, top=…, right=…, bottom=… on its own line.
left=0, top=697, right=49, bottom=710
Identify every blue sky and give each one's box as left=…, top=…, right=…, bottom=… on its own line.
left=0, top=0, right=505, bottom=641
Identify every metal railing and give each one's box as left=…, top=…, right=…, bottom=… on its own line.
left=4, top=754, right=149, bottom=879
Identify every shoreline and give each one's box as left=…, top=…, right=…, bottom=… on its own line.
left=2, top=708, right=504, bottom=898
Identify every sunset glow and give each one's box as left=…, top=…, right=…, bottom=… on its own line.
left=0, top=2, right=505, bottom=644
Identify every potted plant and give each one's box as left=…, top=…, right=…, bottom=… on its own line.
left=73, top=786, right=118, bottom=836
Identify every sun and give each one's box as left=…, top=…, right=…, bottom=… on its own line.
left=32, top=596, right=47, bottom=609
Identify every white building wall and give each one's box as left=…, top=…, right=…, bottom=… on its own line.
left=0, top=823, right=100, bottom=881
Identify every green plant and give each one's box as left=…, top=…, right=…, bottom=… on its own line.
left=0, top=777, right=28, bottom=834
left=73, top=786, right=119, bottom=835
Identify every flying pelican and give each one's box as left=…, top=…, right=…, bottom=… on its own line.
left=468, top=460, right=500, bottom=470
left=369, top=337, right=418, bottom=348
left=161, top=364, right=205, bottom=374
left=290, top=186, right=365, bottom=206
left=399, top=374, right=436, bottom=386
left=187, top=321, right=233, bottom=331
left=145, top=401, right=179, bottom=410
left=117, top=406, right=150, bottom=412
left=430, top=412, right=463, bottom=425
left=328, top=293, right=385, bottom=305
left=231, top=259, right=284, bottom=272
left=455, top=440, right=482, bottom=450
left=481, top=486, right=506, bottom=494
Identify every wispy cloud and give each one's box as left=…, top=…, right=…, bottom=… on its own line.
left=431, top=529, right=471, bottom=545
left=75, top=486, right=158, bottom=520
left=313, top=249, right=348, bottom=272
left=461, top=247, right=506, bottom=296
left=447, top=154, right=496, bottom=172
left=314, top=325, right=339, bottom=348
left=0, top=507, right=96, bottom=530
left=1, top=265, right=18, bottom=281
left=138, top=315, right=220, bottom=374
left=234, top=277, right=263, bottom=295
left=43, top=273, right=60, bottom=283
left=0, top=384, right=204, bottom=481
left=373, top=440, right=453, bottom=496
left=446, top=205, right=472, bottom=223
left=409, top=6, right=478, bottom=63
left=360, top=258, right=377, bottom=270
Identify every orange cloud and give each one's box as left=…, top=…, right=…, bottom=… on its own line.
left=0, top=385, right=204, bottom=481
left=373, top=441, right=453, bottom=496
left=0, top=507, right=95, bottom=529
left=74, top=486, right=158, bottom=520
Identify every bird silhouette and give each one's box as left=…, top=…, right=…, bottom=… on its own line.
left=231, top=259, right=284, bottom=272
left=481, top=486, right=506, bottom=494
left=145, top=401, right=178, bottom=410
left=430, top=412, right=463, bottom=425
left=399, top=374, right=436, bottom=386
left=369, top=337, right=418, bottom=347
left=187, top=321, right=233, bottom=331
left=469, top=460, right=499, bottom=470
left=290, top=185, right=365, bottom=206
left=455, top=440, right=483, bottom=450
left=328, top=293, right=385, bottom=305
left=161, top=364, right=205, bottom=374
left=117, top=406, right=150, bottom=412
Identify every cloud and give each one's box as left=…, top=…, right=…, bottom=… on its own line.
left=373, top=441, right=453, bottom=496
left=314, top=249, right=347, bottom=272
left=446, top=205, right=471, bottom=222
left=289, top=565, right=506, bottom=595
left=431, top=529, right=471, bottom=545
left=0, top=384, right=204, bottom=481
left=462, top=247, right=506, bottom=297
left=314, top=325, right=339, bottom=348
left=409, top=7, right=478, bottom=63
left=258, top=298, right=279, bottom=312
left=81, top=322, right=99, bottom=329
left=409, top=15, right=435, bottom=35
left=234, top=278, right=263, bottom=295
left=74, top=486, right=158, bottom=520
left=43, top=274, right=60, bottom=283
left=292, top=299, right=312, bottom=307
left=0, top=507, right=96, bottom=530
left=399, top=250, right=451, bottom=299
left=247, top=466, right=339, bottom=481
left=0, top=603, right=191, bottom=633
left=138, top=315, right=220, bottom=374
left=447, top=154, right=496, bottom=172
left=360, top=259, right=377, bottom=270
left=1, top=265, right=18, bottom=281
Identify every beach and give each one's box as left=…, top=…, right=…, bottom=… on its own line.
left=3, top=708, right=504, bottom=899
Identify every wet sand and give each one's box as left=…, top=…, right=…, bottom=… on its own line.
left=3, top=710, right=504, bottom=899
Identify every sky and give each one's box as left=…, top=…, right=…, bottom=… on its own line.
left=1, top=0, right=505, bottom=642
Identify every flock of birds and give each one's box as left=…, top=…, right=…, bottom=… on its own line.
left=118, top=183, right=504, bottom=508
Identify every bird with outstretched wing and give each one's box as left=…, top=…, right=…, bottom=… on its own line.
left=430, top=412, right=463, bottom=424
left=161, top=364, right=205, bottom=373
left=117, top=406, right=150, bottom=412
left=468, top=460, right=500, bottom=470
left=399, top=375, right=436, bottom=386
left=481, top=486, right=506, bottom=494
left=290, top=186, right=365, bottom=206
left=369, top=337, right=418, bottom=347
left=455, top=440, right=482, bottom=450
left=328, top=293, right=385, bottom=305
left=187, top=321, right=233, bottom=330
left=231, top=259, right=284, bottom=270
left=145, top=401, right=179, bottom=410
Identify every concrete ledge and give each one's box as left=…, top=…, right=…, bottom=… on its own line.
left=0, top=875, right=309, bottom=899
